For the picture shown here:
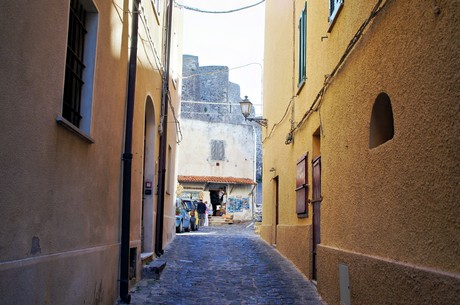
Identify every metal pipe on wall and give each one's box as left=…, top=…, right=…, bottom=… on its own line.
left=120, top=0, right=140, bottom=303
left=155, top=0, right=174, bottom=257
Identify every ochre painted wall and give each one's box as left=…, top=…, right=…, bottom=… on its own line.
left=0, top=0, right=183, bottom=303
left=262, top=0, right=460, bottom=304
left=0, top=1, right=128, bottom=303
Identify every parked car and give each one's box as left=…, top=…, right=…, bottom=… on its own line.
left=176, top=199, right=192, bottom=233
left=182, top=199, right=199, bottom=231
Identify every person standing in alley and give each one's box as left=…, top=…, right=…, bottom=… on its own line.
left=197, top=200, right=207, bottom=226
left=203, top=201, right=209, bottom=227
left=204, top=201, right=212, bottom=226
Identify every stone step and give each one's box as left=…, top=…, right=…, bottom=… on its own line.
left=209, top=216, right=233, bottom=226
left=142, top=259, right=166, bottom=280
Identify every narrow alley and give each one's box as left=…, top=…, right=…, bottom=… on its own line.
left=128, top=223, right=324, bottom=305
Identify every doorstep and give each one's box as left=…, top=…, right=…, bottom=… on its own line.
left=141, top=252, right=154, bottom=265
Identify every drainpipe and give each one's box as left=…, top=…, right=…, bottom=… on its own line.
left=249, top=183, right=257, bottom=219
left=120, top=0, right=140, bottom=303
left=155, top=0, right=173, bottom=257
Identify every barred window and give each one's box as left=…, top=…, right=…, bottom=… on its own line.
left=61, top=0, right=98, bottom=135
left=63, top=0, right=87, bottom=127
left=210, top=140, right=225, bottom=161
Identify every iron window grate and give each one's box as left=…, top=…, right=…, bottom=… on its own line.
left=63, top=0, right=87, bottom=128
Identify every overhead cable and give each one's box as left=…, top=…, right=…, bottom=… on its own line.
left=182, top=62, right=263, bottom=79
left=284, top=0, right=390, bottom=144
left=174, top=0, right=265, bottom=14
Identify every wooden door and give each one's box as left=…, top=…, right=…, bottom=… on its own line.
left=312, top=156, right=322, bottom=280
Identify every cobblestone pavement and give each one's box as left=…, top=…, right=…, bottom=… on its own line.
left=128, top=222, right=324, bottom=305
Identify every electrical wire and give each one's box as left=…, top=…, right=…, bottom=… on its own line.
left=167, top=90, right=184, bottom=144
left=112, top=0, right=183, bottom=144
left=182, top=62, right=263, bottom=79
left=112, top=0, right=165, bottom=76
left=284, top=0, right=390, bottom=144
left=174, top=0, right=265, bottom=14
left=262, top=97, right=294, bottom=144
left=138, top=2, right=165, bottom=76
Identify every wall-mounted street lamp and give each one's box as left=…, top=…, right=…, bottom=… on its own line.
left=240, top=96, right=268, bottom=127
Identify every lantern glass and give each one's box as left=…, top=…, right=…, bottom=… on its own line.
left=240, top=96, right=252, bottom=118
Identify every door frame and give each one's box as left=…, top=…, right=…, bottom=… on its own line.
left=312, top=156, right=321, bottom=280
left=273, top=176, right=279, bottom=246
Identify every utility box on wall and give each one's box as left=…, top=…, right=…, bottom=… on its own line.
left=339, top=263, right=351, bottom=305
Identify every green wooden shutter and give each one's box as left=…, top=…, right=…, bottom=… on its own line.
left=298, top=4, right=307, bottom=87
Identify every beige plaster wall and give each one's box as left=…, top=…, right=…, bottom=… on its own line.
left=259, top=224, right=274, bottom=245
left=0, top=0, right=182, bottom=303
left=318, top=245, right=460, bottom=305
left=129, top=0, right=183, bottom=274
left=261, top=0, right=314, bottom=276
left=263, top=0, right=460, bottom=303
left=0, top=244, right=119, bottom=304
left=178, top=119, right=256, bottom=180
left=276, top=225, right=313, bottom=277
left=319, top=0, right=460, bottom=273
left=316, top=1, right=460, bottom=302
left=0, top=0, right=128, bottom=302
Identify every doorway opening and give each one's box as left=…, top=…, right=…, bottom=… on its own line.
left=312, top=127, right=321, bottom=281
left=141, top=97, right=156, bottom=255
left=312, top=157, right=321, bottom=280
left=210, top=189, right=225, bottom=216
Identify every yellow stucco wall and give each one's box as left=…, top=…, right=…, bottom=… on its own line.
left=0, top=0, right=182, bottom=303
left=0, top=1, right=128, bottom=303
left=263, top=0, right=460, bottom=303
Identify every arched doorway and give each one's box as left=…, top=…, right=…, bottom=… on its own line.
left=142, top=97, right=156, bottom=254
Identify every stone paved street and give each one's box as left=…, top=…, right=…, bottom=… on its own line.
left=128, top=222, right=324, bottom=305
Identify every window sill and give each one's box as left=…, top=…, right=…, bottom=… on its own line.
left=56, top=115, right=95, bottom=144
left=297, top=78, right=306, bottom=94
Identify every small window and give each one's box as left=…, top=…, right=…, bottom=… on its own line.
left=369, top=92, right=395, bottom=149
left=298, top=4, right=307, bottom=88
left=328, top=0, right=344, bottom=32
left=62, top=0, right=98, bottom=133
left=210, top=140, right=225, bottom=161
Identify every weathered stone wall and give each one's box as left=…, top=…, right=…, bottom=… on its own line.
left=181, top=55, right=200, bottom=101
left=181, top=54, right=248, bottom=124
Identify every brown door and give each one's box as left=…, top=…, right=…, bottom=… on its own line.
left=312, top=156, right=321, bottom=280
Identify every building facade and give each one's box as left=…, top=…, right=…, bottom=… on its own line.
left=0, top=0, right=182, bottom=303
left=178, top=55, right=259, bottom=221
left=177, top=119, right=257, bottom=221
left=262, top=0, right=459, bottom=304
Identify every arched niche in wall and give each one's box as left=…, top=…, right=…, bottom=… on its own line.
left=369, top=92, right=394, bottom=149
left=142, top=96, right=156, bottom=254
